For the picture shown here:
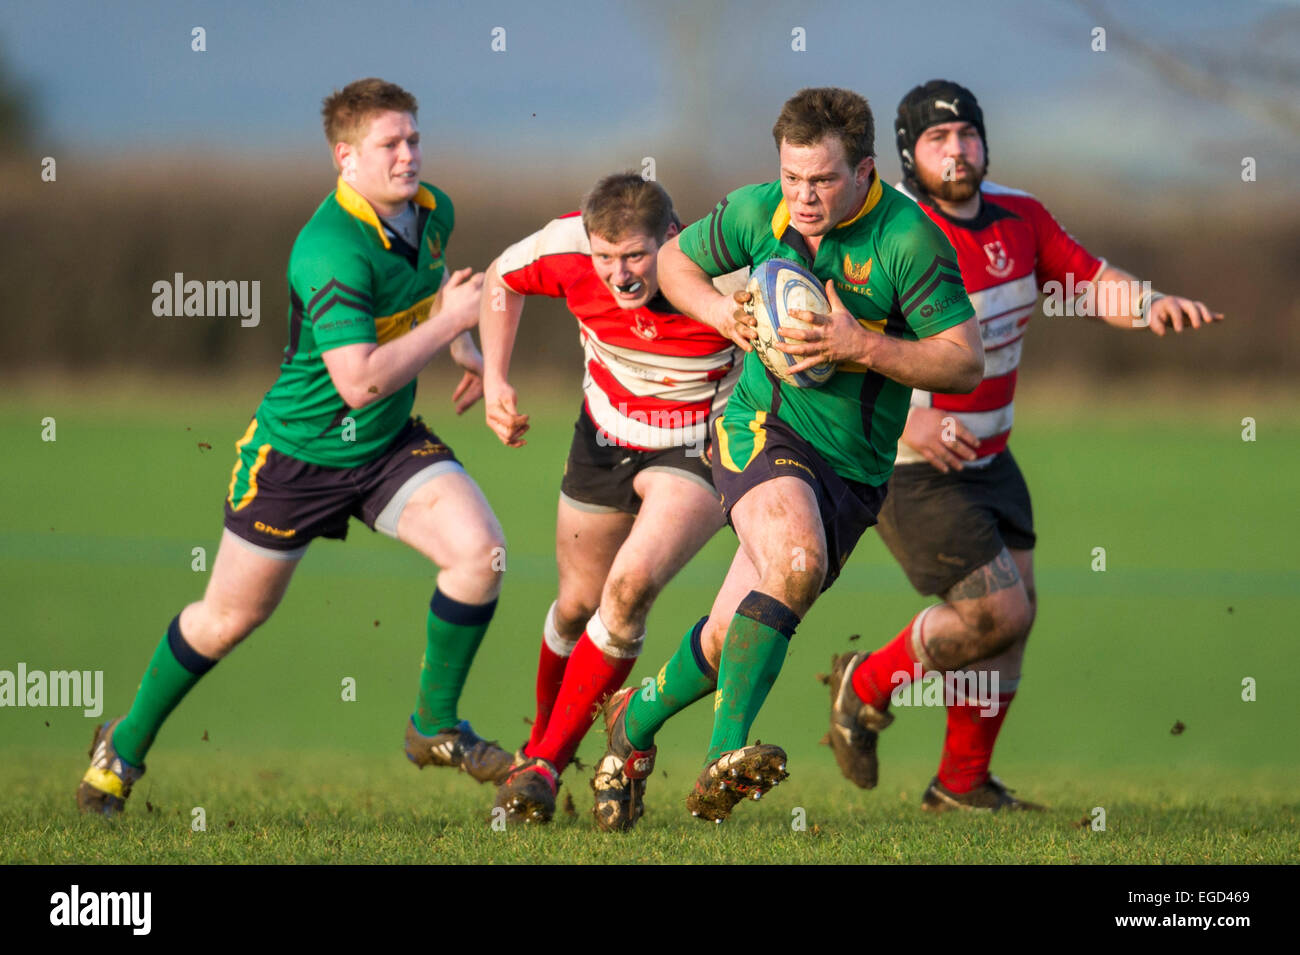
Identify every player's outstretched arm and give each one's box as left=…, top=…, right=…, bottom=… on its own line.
left=1085, top=265, right=1224, bottom=336
left=323, top=266, right=484, bottom=409
left=779, top=281, right=984, bottom=393
left=658, top=237, right=757, bottom=351
left=478, top=258, right=530, bottom=448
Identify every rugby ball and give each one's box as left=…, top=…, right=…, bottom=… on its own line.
left=746, top=258, right=836, bottom=388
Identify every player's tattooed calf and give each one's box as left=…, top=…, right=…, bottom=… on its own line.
left=944, top=548, right=1020, bottom=602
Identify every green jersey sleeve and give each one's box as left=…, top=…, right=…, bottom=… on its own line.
left=885, top=212, right=974, bottom=339
left=289, top=237, right=376, bottom=352
left=677, top=185, right=765, bottom=277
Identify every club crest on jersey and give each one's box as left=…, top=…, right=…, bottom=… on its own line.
left=842, top=254, right=873, bottom=287
left=425, top=234, right=443, bottom=266
left=631, top=312, right=659, bottom=341
left=983, top=240, right=1014, bottom=278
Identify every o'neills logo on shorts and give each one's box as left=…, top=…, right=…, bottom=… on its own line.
left=253, top=521, right=296, bottom=538
left=774, top=457, right=814, bottom=477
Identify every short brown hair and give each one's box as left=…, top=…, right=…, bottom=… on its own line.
left=321, top=78, right=418, bottom=149
left=772, top=87, right=875, bottom=168
left=582, top=172, right=676, bottom=243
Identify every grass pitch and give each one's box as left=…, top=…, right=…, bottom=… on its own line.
left=2, top=379, right=1297, bottom=864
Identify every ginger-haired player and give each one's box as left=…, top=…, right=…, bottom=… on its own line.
left=78, top=78, right=513, bottom=815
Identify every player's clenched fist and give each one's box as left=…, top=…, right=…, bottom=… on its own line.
left=484, top=381, right=530, bottom=448
left=714, top=289, right=758, bottom=352
left=438, top=267, right=487, bottom=333
left=902, top=405, right=981, bottom=474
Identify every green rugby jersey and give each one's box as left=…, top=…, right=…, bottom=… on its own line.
left=251, top=177, right=452, bottom=467
left=678, top=173, right=974, bottom=485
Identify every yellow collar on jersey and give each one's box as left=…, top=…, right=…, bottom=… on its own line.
left=334, top=177, right=438, bottom=250
left=770, top=169, right=882, bottom=239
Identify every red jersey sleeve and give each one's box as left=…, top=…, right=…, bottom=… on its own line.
left=1026, top=198, right=1102, bottom=290
left=496, top=212, right=591, bottom=298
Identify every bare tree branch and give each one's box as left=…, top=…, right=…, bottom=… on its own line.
left=1071, top=0, right=1300, bottom=136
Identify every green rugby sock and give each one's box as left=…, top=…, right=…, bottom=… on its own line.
left=412, top=590, right=497, bottom=736
left=624, top=617, right=717, bottom=751
left=705, top=592, right=800, bottom=763
left=113, top=616, right=217, bottom=768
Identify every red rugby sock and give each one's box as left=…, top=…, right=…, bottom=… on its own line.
left=528, top=639, right=571, bottom=750
left=852, top=613, right=927, bottom=710
left=527, top=632, right=635, bottom=772
left=937, top=691, right=1015, bottom=794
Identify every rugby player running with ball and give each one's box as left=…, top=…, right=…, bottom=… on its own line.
left=593, top=87, right=983, bottom=825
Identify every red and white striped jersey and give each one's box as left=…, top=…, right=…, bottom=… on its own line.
left=896, top=181, right=1103, bottom=467
left=497, top=212, right=742, bottom=450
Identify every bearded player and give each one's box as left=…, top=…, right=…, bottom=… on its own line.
left=591, top=87, right=983, bottom=826
left=77, top=78, right=516, bottom=815
left=827, top=80, right=1223, bottom=812
left=479, top=173, right=743, bottom=826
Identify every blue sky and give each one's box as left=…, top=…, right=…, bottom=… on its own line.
left=4, top=0, right=1297, bottom=189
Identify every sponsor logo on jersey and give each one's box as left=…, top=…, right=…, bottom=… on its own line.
left=412, top=440, right=449, bottom=457
left=374, top=293, right=437, bottom=343
left=983, top=240, right=1014, bottom=278
left=920, top=292, right=967, bottom=319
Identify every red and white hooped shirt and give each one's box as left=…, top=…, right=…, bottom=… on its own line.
left=497, top=212, right=742, bottom=450
left=896, top=181, right=1104, bottom=467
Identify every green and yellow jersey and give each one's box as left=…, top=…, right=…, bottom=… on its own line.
left=248, top=177, right=452, bottom=467
left=678, top=173, right=974, bottom=486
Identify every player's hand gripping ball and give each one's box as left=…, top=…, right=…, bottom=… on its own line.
left=745, top=259, right=837, bottom=388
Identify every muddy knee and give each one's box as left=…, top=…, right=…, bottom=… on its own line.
left=777, top=548, right=825, bottom=615
left=586, top=607, right=645, bottom=660
left=602, top=570, right=660, bottom=634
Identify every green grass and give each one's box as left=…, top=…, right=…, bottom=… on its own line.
left=2, top=381, right=1298, bottom=863
left=6, top=752, right=1296, bottom=864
